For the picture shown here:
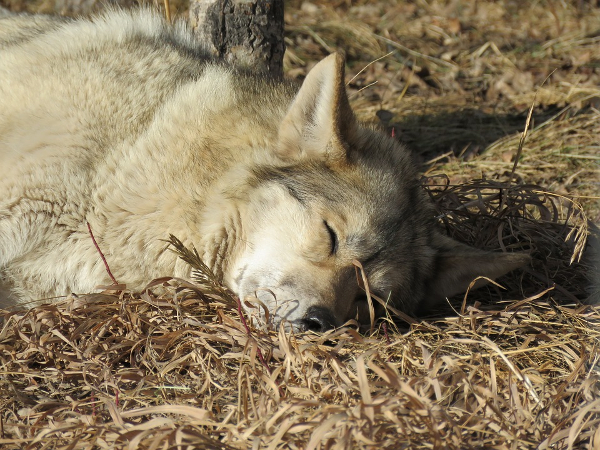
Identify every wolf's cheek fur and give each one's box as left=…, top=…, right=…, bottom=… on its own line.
left=222, top=186, right=352, bottom=328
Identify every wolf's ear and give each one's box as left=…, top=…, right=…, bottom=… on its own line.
left=423, top=234, right=530, bottom=307
left=277, top=52, right=356, bottom=164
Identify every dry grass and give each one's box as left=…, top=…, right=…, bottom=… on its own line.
left=1, top=0, right=600, bottom=448
left=1, top=270, right=599, bottom=449
left=285, top=0, right=600, bottom=216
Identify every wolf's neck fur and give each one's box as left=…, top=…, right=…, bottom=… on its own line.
left=100, top=67, right=292, bottom=283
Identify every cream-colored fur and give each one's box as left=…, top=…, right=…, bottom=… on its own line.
left=0, top=9, right=529, bottom=330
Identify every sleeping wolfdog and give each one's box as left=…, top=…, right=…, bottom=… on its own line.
left=0, top=9, right=528, bottom=330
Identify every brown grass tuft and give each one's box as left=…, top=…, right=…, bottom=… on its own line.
left=1, top=274, right=599, bottom=448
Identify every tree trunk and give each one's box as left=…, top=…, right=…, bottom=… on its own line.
left=189, top=0, right=285, bottom=77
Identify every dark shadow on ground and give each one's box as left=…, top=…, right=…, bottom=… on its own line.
left=376, top=106, right=564, bottom=163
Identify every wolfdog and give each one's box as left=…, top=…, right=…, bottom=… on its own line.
left=0, top=9, right=528, bottom=330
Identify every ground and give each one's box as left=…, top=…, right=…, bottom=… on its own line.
left=0, top=1, right=599, bottom=449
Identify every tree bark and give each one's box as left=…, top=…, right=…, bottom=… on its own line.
left=189, top=0, right=285, bottom=77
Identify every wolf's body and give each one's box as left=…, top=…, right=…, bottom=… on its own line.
left=0, top=9, right=528, bottom=330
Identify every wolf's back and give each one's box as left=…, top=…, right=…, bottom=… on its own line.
left=0, top=8, right=218, bottom=148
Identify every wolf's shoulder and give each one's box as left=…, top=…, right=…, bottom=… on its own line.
left=86, top=8, right=208, bottom=54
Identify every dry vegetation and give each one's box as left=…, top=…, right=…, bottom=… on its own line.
left=1, top=0, right=599, bottom=449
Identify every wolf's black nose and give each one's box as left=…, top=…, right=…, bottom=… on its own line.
left=301, top=306, right=335, bottom=332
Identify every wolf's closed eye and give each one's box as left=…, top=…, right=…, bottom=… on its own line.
left=324, top=220, right=338, bottom=255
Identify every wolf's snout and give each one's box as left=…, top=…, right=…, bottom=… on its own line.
left=300, top=306, right=335, bottom=332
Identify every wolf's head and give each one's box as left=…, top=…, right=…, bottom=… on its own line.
left=220, top=53, right=529, bottom=331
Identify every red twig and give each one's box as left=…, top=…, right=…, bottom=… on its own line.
left=87, top=222, right=118, bottom=285
left=382, top=322, right=391, bottom=345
